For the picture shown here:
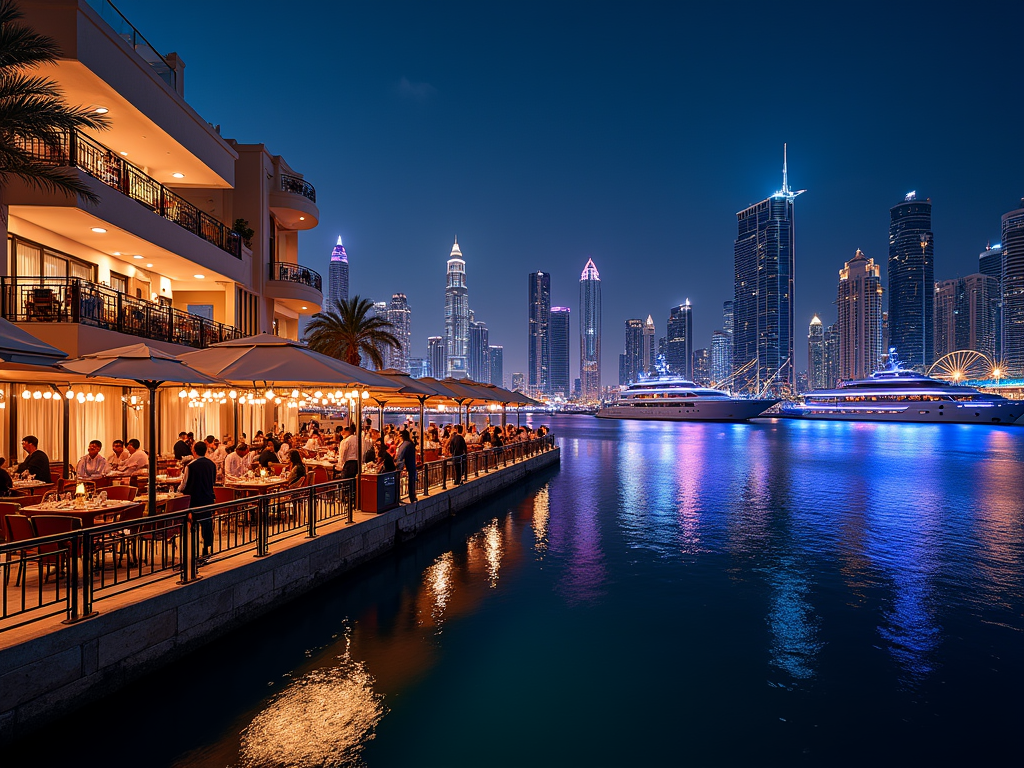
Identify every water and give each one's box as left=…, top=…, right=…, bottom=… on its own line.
left=10, top=415, right=1024, bottom=766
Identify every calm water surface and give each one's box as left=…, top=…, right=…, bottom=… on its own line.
left=13, top=415, right=1024, bottom=767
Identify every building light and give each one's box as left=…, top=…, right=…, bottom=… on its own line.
left=194, top=274, right=205, bottom=279
left=91, top=227, right=106, bottom=234
left=133, top=254, right=143, bottom=259
left=93, top=107, right=108, bottom=114
left=172, top=172, right=185, bottom=179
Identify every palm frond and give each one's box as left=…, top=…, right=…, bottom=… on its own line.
left=306, top=295, right=401, bottom=368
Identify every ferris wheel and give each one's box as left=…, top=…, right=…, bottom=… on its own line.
left=927, top=350, right=993, bottom=382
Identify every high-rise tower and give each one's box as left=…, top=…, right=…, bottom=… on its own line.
left=934, top=274, right=998, bottom=360
left=579, top=258, right=602, bottom=400
left=642, top=315, right=656, bottom=376
left=1002, top=199, right=1024, bottom=375
left=837, top=249, right=884, bottom=381
left=666, top=300, right=693, bottom=378
left=468, top=320, right=489, bottom=382
left=427, top=336, right=446, bottom=380
left=489, top=346, right=504, bottom=388
left=807, top=315, right=825, bottom=390
left=623, top=319, right=644, bottom=384
left=528, top=272, right=551, bottom=394
left=328, top=236, right=349, bottom=309
left=444, top=237, right=469, bottom=378
left=549, top=307, right=571, bottom=397
left=734, top=146, right=803, bottom=395
left=979, top=243, right=1004, bottom=359
left=888, top=192, right=934, bottom=369
left=385, top=293, right=412, bottom=373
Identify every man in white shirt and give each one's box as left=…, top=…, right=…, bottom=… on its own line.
left=337, top=425, right=360, bottom=479
left=224, top=443, right=251, bottom=481
left=107, top=439, right=127, bottom=471
left=117, top=439, right=149, bottom=475
left=205, top=435, right=226, bottom=469
left=76, top=440, right=108, bottom=479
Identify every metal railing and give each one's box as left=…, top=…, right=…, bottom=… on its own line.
left=15, top=131, right=242, bottom=258
left=280, top=174, right=316, bottom=203
left=0, top=436, right=555, bottom=629
left=269, top=262, right=323, bottom=293
left=0, top=277, right=245, bottom=350
left=92, top=0, right=176, bottom=90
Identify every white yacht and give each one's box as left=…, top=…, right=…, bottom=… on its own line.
left=596, top=369, right=778, bottom=422
left=783, top=352, right=1022, bottom=425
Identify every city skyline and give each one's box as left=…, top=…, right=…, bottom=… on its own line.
left=113, top=0, right=1024, bottom=384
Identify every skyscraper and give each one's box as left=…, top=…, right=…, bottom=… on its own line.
left=734, top=147, right=803, bottom=395
left=489, top=346, right=504, bottom=388
left=837, top=249, right=884, bottom=381
left=408, top=357, right=429, bottom=379
left=691, top=348, right=709, bottom=385
left=511, top=372, right=525, bottom=392
left=642, top=315, right=656, bottom=376
left=444, top=237, right=469, bottom=378
left=722, top=300, right=734, bottom=380
left=888, top=192, right=934, bottom=369
left=824, top=322, right=840, bottom=387
left=1002, top=199, right=1024, bottom=375
left=579, top=258, right=602, bottom=400
left=711, top=330, right=732, bottom=386
left=528, top=272, right=551, bottom=394
left=384, top=293, right=412, bottom=373
left=979, top=243, right=1004, bottom=359
left=623, top=319, right=644, bottom=384
left=666, top=300, right=693, bottom=378
left=368, top=300, right=388, bottom=370
left=935, top=274, right=999, bottom=360
left=427, top=336, right=445, bottom=380
left=807, top=315, right=825, bottom=390
left=328, top=236, right=349, bottom=309
left=549, top=307, right=571, bottom=397
left=468, top=320, right=489, bottom=382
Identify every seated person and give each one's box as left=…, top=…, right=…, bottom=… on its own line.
left=375, top=443, right=396, bottom=474
left=0, top=457, right=12, bottom=497
left=172, top=432, right=191, bottom=461
left=107, top=439, right=127, bottom=471
left=256, top=440, right=280, bottom=470
left=224, top=442, right=251, bottom=480
left=76, top=439, right=108, bottom=479
left=282, top=450, right=307, bottom=488
left=116, top=439, right=148, bottom=475
left=15, top=435, right=50, bottom=482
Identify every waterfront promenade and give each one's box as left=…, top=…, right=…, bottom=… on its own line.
left=0, top=437, right=558, bottom=743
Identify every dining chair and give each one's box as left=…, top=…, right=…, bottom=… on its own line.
left=0, top=500, right=22, bottom=543
left=142, top=495, right=189, bottom=566
left=5, top=514, right=38, bottom=586
left=30, top=515, right=81, bottom=583
left=104, top=485, right=138, bottom=502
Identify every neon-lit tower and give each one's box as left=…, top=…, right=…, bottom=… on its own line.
left=734, top=145, right=804, bottom=395
left=666, top=300, right=693, bottom=378
left=444, top=236, right=469, bottom=378
left=579, top=258, right=602, bottom=400
left=888, top=192, right=934, bottom=369
left=328, top=236, right=348, bottom=309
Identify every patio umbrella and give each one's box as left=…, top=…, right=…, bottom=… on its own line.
left=61, top=343, right=223, bottom=514
left=369, top=372, right=460, bottom=466
left=439, top=378, right=503, bottom=425
left=0, top=317, right=68, bottom=365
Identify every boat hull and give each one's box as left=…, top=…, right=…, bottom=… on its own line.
left=595, top=399, right=778, bottom=422
left=781, top=400, right=1024, bottom=425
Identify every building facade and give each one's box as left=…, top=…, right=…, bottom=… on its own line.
left=511, top=372, right=525, bottom=392
left=823, top=322, right=840, bottom=388
left=934, top=274, right=999, bottom=361
left=384, top=293, right=411, bottom=373
left=837, top=249, right=884, bottom=381
left=579, top=258, right=601, bottom=400
left=1002, top=200, right=1024, bottom=375
left=665, top=300, right=693, bottom=378
left=710, top=330, right=732, bottom=386
left=642, top=315, right=656, bottom=377
left=807, top=315, right=825, bottom=390
left=888, top=192, right=934, bottom=369
left=691, top=348, right=709, bottom=385
left=328, top=237, right=348, bottom=309
left=489, top=345, right=503, bottom=388
left=427, top=336, right=446, bottom=380
left=979, top=243, right=1003, bottom=359
left=408, top=357, right=429, bottom=379
left=468, top=320, right=489, bottom=383
left=733, top=152, right=802, bottom=395
left=527, top=271, right=550, bottom=394
left=444, top=237, right=469, bottom=378
left=622, top=318, right=644, bottom=385
left=549, top=307, right=571, bottom=397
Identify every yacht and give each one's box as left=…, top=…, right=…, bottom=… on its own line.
left=596, top=370, right=778, bottom=422
left=783, top=352, right=1022, bottom=425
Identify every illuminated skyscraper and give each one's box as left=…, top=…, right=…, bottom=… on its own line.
left=444, top=237, right=469, bottom=378
left=468, top=320, right=489, bottom=382
left=979, top=243, right=1004, bottom=359
left=734, top=146, right=803, bottom=395
left=549, top=307, right=571, bottom=397
left=579, top=258, right=602, bottom=400
left=328, top=236, right=349, bottom=309
left=823, top=322, right=840, bottom=388
left=623, top=318, right=644, bottom=384
left=807, top=315, right=825, bottom=390
left=384, top=293, right=412, bottom=373
left=1002, top=199, right=1024, bottom=375
left=528, top=271, right=551, bottom=393
left=666, top=300, right=693, bottom=378
left=489, top=346, right=503, bottom=388
left=511, top=372, right=525, bottom=392
left=934, top=274, right=999, bottom=360
left=691, top=348, right=709, bottom=385
left=408, top=357, right=429, bottom=379
left=711, top=330, right=732, bottom=386
left=837, top=249, right=884, bottom=381
left=427, top=336, right=445, bottom=380
left=888, top=192, right=934, bottom=369
left=642, top=315, right=656, bottom=376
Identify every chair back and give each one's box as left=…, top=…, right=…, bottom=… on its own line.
left=269, top=462, right=285, bottom=476
left=116, top=503, right=146, bottom=524
left=49, top=470, right=62, bottom=484
left=0, top=501, right=22, bottom=542
left=105, top=485, right=138, bottom=502
left=31, top=515, right=81, bottom=536
left=164, top=495, right=191, bottom=514
left=310, top=467, right=328, bottom=486
left=93, top=476, right=113, bottom=489
left=5, top=513, right=35, bottom=543
left=19, top=495, right=44, bottom=509
left=213, top=487, right=235, bottom=505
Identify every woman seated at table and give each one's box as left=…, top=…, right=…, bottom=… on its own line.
left=255, top=439, right=280, bottom=470
left=282, top=450, right=307, bottom=488
left=0, top=457, right=13, bottom=497
left=375, top=443, right=396, bottom=473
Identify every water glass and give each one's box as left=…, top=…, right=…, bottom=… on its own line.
left=100, top=490, right=108, bottom=503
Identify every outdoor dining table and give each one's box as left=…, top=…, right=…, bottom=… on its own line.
left=224, top=477, right=289, bottom=493
left=19, top=499, right=135, bottom=527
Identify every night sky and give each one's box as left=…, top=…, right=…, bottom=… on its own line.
left=116, top=0, right=1024, bottom=383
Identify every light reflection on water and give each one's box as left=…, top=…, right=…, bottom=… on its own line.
left=19, top=415, right=1024, bottom=768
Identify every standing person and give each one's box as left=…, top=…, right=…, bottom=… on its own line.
left=204, top=435, right=226, bottom=478
left=338, top=425, right=360, bottom=479
left=394, top=429, right=417, bottom=503
left=179, top=441, right=216, bottom=563
left=16, top=436, right=51, bottom=482
left=449, top=424, right=468, bottom=485
left=172, top=432, right=191, bottom=461
left=75, top=440, right=107, bottom=479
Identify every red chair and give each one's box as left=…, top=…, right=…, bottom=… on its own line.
left=0, top=501, right=22, bottom=543
left=141, top=496, right=188, bottom=566
left=30, top=515, right=81, bottom=583
left=310, top=467, right=329, bottom=486
left=214, top=487, right=236, bottom=505
left=104, top=485, right=138, bottom=502
left=108, top=503, right=145, bottom=567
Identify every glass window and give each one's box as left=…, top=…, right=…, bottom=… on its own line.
left=188, top=304, right=213, bottom=321
left=16, top=241, right=41, bottom=276
left=69, top=260, right=94, bottom=281
left=43, top=252, right=67, bottom=278
left=109, top=272, right=128, bottom=293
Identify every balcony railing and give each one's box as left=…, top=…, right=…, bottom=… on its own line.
left=268, top=262, right=322, bottom=293
left=280, top=173, right=317, bottom=203
left=92, top=0, right=176, bottom=89
left=15, top=131, right=242, bottom=259
left=0, top=277, right=245, bottom=350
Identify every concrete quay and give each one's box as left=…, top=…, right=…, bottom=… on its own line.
left=0, top=447, right=560, bottom=744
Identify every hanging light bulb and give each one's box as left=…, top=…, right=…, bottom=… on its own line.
left=76, top=392, right=85, bottom=403
left=265, top=388, right=275, bottom=399
left=229, top=390, right=237, bottom=399
left=43, top=391, right=52, bottom=400
left=275, top=397, right=282, bottom=404
left=188, top=388, right=199, bottom=399
left=21, top=390, right=30, bottom=400
left=32, top=390, right=42, bottom=399
left=361, top=391, right=369, bottom=399
left=65, top=389, right=74, bottom=399
left=96, top=393, right=105, bottom=402
left=314, top=390, right=324, bottom=399
left=291, top=389, right=299, bottom=398
left=178, top=389, right=187, bottom=398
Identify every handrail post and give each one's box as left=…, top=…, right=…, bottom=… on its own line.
left=62, top=534, right=80, bottom=624
left=81, top=529, right=94, bottom=618
left=256, top=496, right=270, bottom=557
left=177, top=515, right=190, bottom=584
left=441, top=460, right=447, bottom=490
left=306, top=485, right=316, bottom=538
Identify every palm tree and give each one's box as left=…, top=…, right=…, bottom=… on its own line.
left=0, top=0, right=109, bottom=207
left=306, top=296, right=401, bottom=368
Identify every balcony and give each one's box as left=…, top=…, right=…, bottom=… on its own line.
left=16, top=131, right=242, bottom=258
left=0, top=277, right=244, bottom=350
left=91, top=0, right=177, bottom=91
left=266, top=262, right=322, bottom=314
left=269, top=171, right=319, bottom=230
left=280, top=174, right=316, bottom=203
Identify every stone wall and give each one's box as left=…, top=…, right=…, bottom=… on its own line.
left=0, top=448, right=559, bottom=743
